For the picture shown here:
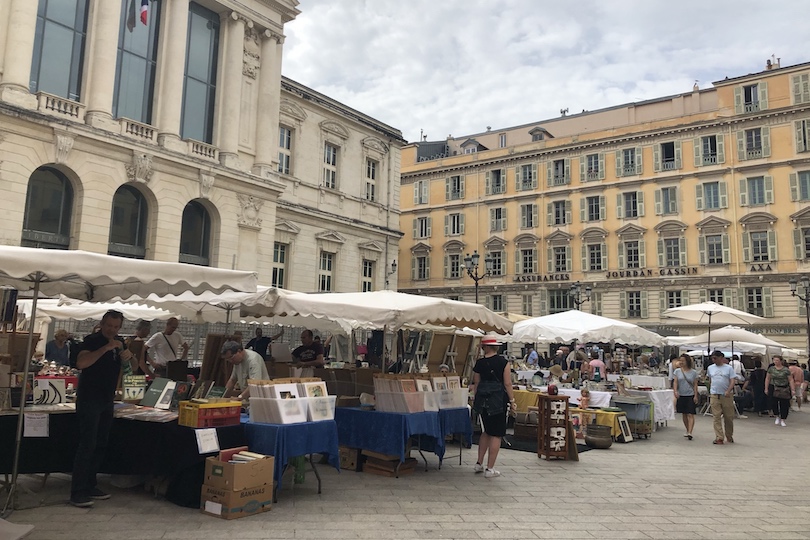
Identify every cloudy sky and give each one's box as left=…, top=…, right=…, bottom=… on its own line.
left=281, top=0, right=810, bottom=143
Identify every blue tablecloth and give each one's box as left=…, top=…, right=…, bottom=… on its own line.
left=438, top=407, right=472, bottom=445
left=243, top=417, right=340, bottom=490
left=334, top=407, right=443, bottom=461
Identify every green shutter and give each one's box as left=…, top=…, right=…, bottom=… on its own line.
left=682, top=290, right=690, bottom=305
left=679, top=237, right=687, bottom=266
left=598, top=153, right=606, bottom=180
left=501, top=209, right=507, bottom=231
left=657, top=238, right=665, bottom=267
left=637, top=191, right=645, bottom=217
left=445, top=178, right=451, bottom=200
left=564, top=158, right=571, bottom=184
left=734, top=86, right=743, bottom=114
left=515, top=248, right=522, bottom=275
left=794, top=229, right=805, bottom=260
left=520, top=206, right=528, bottom=228
left=758, top=82, right=768, bottom=110
left=723, top=288, right=736, bottom=309
left=426, top=217, right=432, bottom=237
left=485, top=171, right=491, bottom=195
left=599, top=196, right=606, bottom=221
left=580, top=198, right=586, bottom=222
left=546, top=203, right=553, bottom=227
left=413, top=182, right=420, bottom=205
left=459, top=176, right=465, bottom=199
left=638, top=237, right=646, bottom=267
left=547, top=246, right=554, bottom=273
left=616, top=194, right=624, bottom=219
left=764, top=176, right=774, bottom=204
left=763, top=287, right=773, bottom=317
left=532, top=205, right=538, bottom=228
left=538, top=288, right=548, bottom=315
left=444, top=215, right=450, bottom=236
left=531, top=164, right=538, bottom=189
left=565, top=201, right=572, bottom=224
left=411, top=256, right=417, bottom=280
left=761, top=126, right=771, bottom=158
left=654, top=189, right=663, bottom=215
left=653, top=144, right=661, bottom=172
left=674, top=140, right=682, bottom=169
left=716, top=135, right=725, bottom=164
left=490, top=209, right=497, bottom=232
left=601, top=242, right=608, bottom=270
left=640, top=291, right=649, bottom=318
left=736, top=131, right=746, bottom=161
left=722, top=233, right=730, bottom=264
left=515, top=166, right=522, bottom=191
left=793, top=75, right=803, bottom=104
left=546, top=161, right=553, bottom=188
left=615, top=150, right=623, bottom=177
left=412, top=218, right=418, bottom=238
left=581, top=244, right=588, bottom=272
left=698, top=236, right=706, bottom=265
left=659, top=294, right=667, bottom=315
left=619, top=291, right=627, bottom=318
left=424, top=255, right=429, bottom=279
left=531, top=249, right=538, bottom=273
left=693, top=138, right=702, bottom=168
left=695, top=184, right=704, bottom=211
left=742, top=232, right=751, bottom=262
left=565, top=246, right=572, bottom=271
left=617, top=240, right=626, bottom=269
left=635, top=147, right=643, bottom=175
left=459, top=214, right=465, bottom=234
left=579, top=156, right=586, bottom=182
left=591, top=291, right=602, bottom=316
left=739, top=178, right=749, bottom=207
left=767, top=230, right=777, bottom=262
left=797, top=120, right=808, bottom=153
left=443, top=254, right=449, bottom=278
left=719, top=181, right=728, bottom=208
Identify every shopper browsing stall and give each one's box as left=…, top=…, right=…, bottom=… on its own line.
left=143, top=317, right=189, bottom=378
left=222, top=340, right=269, bottom=400
left=71, top=310, right=134, bottom=508
left=45, top=329, right=71, bottom=366
left=469, top=335, right=515, bottom=479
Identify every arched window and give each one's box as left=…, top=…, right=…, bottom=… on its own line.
left=179, top=201, right=211, bottom=266
left=22, top=167, right=74, bottom=249
left=30, top=0, right=89, bottom=100
left=108, top=185, right=148, bottom=258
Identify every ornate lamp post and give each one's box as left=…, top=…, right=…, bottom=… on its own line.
left=569, top=281, right=592, bottom=309
left=463, top=250, right=493, bottom=304
left=384, top=260, right=397, bottom=290
left=789, top=275, right=810, bottom=357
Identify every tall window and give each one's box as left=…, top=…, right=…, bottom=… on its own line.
left=179, top=201, right=211, bottom=266
left=446, top=175, right=464, bottom=200
left=796, top=171, right=810, bottom=200
left=622, top=148, right=637, bottom=175
left=706, top=234, right=724, bottom=265
left=413, top=180, right=428, bottom=204
left=446, top=213, right=464, bottom=236
left=520, top=249, right=536, bottom=274
left=517, top=164, right=535, bottom=191
left=365, top=158, right=377, bottom=202
left=414, top=217, right=431, bottom=239
left=414, top=254, right=429, bottom=280
left=586, top=196, right=601, bottom=222
left=746, top=287, right=764, bottom=316
left=667, top=291, right=683, bottom=309
left=750, top=231, right=769, bottom=262
left=271, top=242, right=287, bottom=287
left=446, top=253, right=461, bottom=279
left=108, top=185, right=148, bottom=259
left=489, top=294, right=504, bottom=312
left=626, top=240, right=642, bottom=269
left=485, top=250, right=504, bottom=276
left=318, top=251, right=334, bottom=292
left=361, top=260, right=374, bottom=291
left=551, top=159, right=567, bottom=185
left=490, top=208, right=506, bottom=232
left=703, top=182, right=721, bottom=209
left=802, top=228, right=810, bottom=260
left=584, top=153, right=601, bottom=181
left=553, top=246, right=567, bottom=273
left=521, top=294, right=533, bottom=317
left=549, top=290, right=572, bottom=314
left=743, top=84, right=760, bottom=112
left=113, top=0, right=161, bottom=123
left=487, top=169, right=505, bottom=194
left=499, top=134, right=507, bottom=148
left=623, top=192, right=638, bottom=218
left=746, top=176, right=766, bottom=206
left=745, top=128, right=763, bottom=159
left=627, top=291, right=642, bottom=318
left=323, top=143, right=338, bottom=189
left=708, top=289, right=724, bottom=304
left=702, top=135, right=718, bottom=164
left=585, top=244, right=602, bottom=271
left=659, top=142, right=677, bottom=170
left=30, top=0, right=89, bottom=100
left=658, top=186, right=678, bottom=214
left=552, top=201, right=567, bottom=225
left=278, top=126, right=293, bottom=175
left=21, top=167, right=73, bottom=249
left=664, top=238, right=680, bottom=266
left=181, top=3, right=220, bottom=143
left=520, top=204, right=537, bottom=228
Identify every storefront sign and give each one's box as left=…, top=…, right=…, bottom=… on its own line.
left=749, top=326, right=802, bottom=335
left=513, top=273, right=570, bottom=283
left=604, top=267, right=698, bottom=279
left=749, top=264, right=773, bottom=272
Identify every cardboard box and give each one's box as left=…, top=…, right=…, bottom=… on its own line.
left=339, top=446, right=361, bottom=471
left=200, top=483, right=272, bottom=520
left=204, top=456, right=274, bottom=492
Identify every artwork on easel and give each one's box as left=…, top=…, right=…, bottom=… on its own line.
left=617, top=415, right=633, bottom=443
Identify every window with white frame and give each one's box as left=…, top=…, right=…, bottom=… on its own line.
left=742, top=228, right=776, bottom=263
left=800, top=228, right=810, bottom=260
left=796, top=119, right=810, bottom=153
left=499, top=133, right=507, bottom=148
left=520, top=248, right=537, bottom=274
left=697, top=135, right=723, bottom=165
left=486, top=169, right=506, bottom=195
left=551, top=159, right=568, bottom=185
left=445, top=253, right=461, bottom=279
left=617, top=147, right=642, bottom=176
left=792, top=171, right=810, bottom=201
left=521, top=294, right=533, bottom=316
left=278, top=126, right=293, bottom=174
left=626, top=291, right=642, bottom=318
left=697, top=181, right=727, bottom=210
left=446, top=175, right=464, bottom=200
left=490, top=208, right=506, bottom=232
left=667, top=290, right=683, bottom=309
left=445, top=213, right=464, bottom=236
left=361, top=260, right=374, bottom=292
left=745, top=128, right=763, bottom=159
left=318, top=251, right=334, bottom=292
left=323, top=143, right=338, bottom=189
left=746, top=287, right=764, bottom=316
left=740, top=176, right=773, bottom=207
left=271, top=242, right=287, bottom=288
left=582, top=195, right=605, bottom=222
left=742, top=84, right=762, bottom=112
left=553, top=246, right=568, bottom=273
left=706, top=234, right=724, bottom=265
left=516, top=164, right=537, bottom=191
left=520, top=204, right=538, bottom=229
left=583, top=153, right=603, bottom=181
left=549, top=290, right=572, bottom=314
left=750, top=231, right=769, bottom=262
left=664, top=238, right=680, bottom=267
left=587, top=243, right=604, bottom=271
left=708, top=288, right=724, bottom=304
left=488, top=250, right=504, bottom=276
left=656, top=141, right=680, bottom=171
left=551, top=200, right=569, bottom=226
left=365, top=158, right=377, bottom=202
left=413, top=217, right=431, bottom=239
left=619, top=191, right=644, bottom=219
left=625, top=239, right=642, bottom=268
left=413, top=180, right=429, bottom=204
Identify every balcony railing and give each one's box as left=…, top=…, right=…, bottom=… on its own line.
left=552, top=174, right=569, bottom=185
left=188, top=139, right=219, bottom=162
left=702, top=154, right=718, bottom=165
left=623, top=166, right=637, bottom=175
left=743, top=101, right=760, bottom=113
left=120, top=118, right=156, bottom=143
left=586, top=170, right=600, bottom=181
left=661, top=160, right=677, bottom=170
left=36, top=92, right=85, bottom=122
left=746, top=148, right=763, bottom=159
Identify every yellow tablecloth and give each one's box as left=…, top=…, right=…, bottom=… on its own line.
left=513, top=390, right=543, bottom=412
left=570, top=407, right=626, bottom=438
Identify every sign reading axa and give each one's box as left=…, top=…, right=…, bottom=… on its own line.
left=604, top=267, right=698, bottom=279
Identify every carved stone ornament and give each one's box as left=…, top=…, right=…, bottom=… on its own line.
left=199, top=172, right=215, bottom=199
left=362, top=137, right=389, bottom=154
left=243, top=27, right=261, bottom=79
left=54, top=133, right=75, bottom=164
left=279, top=99, right=306, bottom=121
left=237, top=193, right=264, bottom=228
left=126, top=153, right=153, bottom=183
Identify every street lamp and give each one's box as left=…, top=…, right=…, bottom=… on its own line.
left=569, top=281, right=592, bottom=309
left=384, top=260, right=397, bottom=289
left=789, top=275, right=810, bottom=357
left=463, top=250, right=493, bottom=304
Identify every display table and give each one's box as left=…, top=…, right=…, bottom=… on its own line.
left=570, top=407, right=626, bottom=438
left=432, top=407, right=472, bottom=467
left=607, top=374, right=669, bottom=389
left=334, top=407, right=443, bottom=472
left=626, top=389, right=676, bottom=424
left=243, top=418, right=340, bottom=502
left=516, top=369, right=550, bottom=381
left=513, top=389, right=612, bottom=412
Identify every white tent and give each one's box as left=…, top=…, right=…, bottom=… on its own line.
left=241, top=289, right=514, bottom=334
left=511, top=309, right=665, bottom=346
left=667, top=325, right=786, bottom=353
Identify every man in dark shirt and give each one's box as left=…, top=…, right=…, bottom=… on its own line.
left=70, top=310, right=132, bottom=507
left=245, top=327, right=284, bottom=361
left=292, top=329, right=325, bottom=368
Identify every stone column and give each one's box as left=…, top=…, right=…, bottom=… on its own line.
left=252, top=30, right=283, bottom=178
left=0, top=0, right=38, bottom=108
left=85, top=0, right=122, bottom=131
left=156, top=0, right=190, bottom=153
left=218, top=12, right=248, bottom=169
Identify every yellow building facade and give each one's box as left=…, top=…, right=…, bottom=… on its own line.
left=399, top=60, right=810, bottom=351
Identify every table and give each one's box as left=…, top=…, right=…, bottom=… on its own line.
left=607, top=374, right=669, bottom=389
left=434, top=407, right=472, bottom=467
left=570, top=407, right=626, bottom=438
left=334, top=407, right=442, bottom=474
left=243, top=418, right=340, bottom=502
left=513, top=389, right=613, bottom=412
left=627, top=389, right=676, bottom=424
left=516, top=369, right=550, bottom=381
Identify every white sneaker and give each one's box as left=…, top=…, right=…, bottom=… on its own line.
left=473, top=463, right=484, bottom=473
left=484, top=468, right=500, bottom=478
left=775, top=418, right=780, bottom=425
left=780, top=419, right=787, bottom=427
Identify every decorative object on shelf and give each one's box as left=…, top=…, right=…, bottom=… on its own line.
left=537, top=393, right=571, bottom=460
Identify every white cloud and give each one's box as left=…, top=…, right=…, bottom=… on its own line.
left=282, top=0, right=810, bottom=142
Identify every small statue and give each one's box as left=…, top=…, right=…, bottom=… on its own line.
left=579, top=388, right=591, bottom=409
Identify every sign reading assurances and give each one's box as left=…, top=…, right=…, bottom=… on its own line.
left=513, top=273, right=570, bottom=283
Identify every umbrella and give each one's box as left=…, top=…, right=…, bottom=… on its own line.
left=0, top=245, right=258, bottom=513
left=662, top=302, right=764, bottom=354
left=510, top=309, right=665, bottom=346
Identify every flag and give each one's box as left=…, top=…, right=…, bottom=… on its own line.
left=139, top=0, right=149, bottom=25
left=126, top=0, right=137, bottom=32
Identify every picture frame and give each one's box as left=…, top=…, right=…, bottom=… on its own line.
left=154, top=381, right=177, bottom=410
left=446, top=375, right=460, bottom=390
left=415, top=379, right=433, bottom=393
left=302, top=381, right=328, bottom=398
left=271, top=383, right=300, bottom=400
left=400, top=379, right=417, bottom=393
left=569, top=411, right=584, bottom=439
left=617, top=415, right=633, bottom=443
left=431, top=377, right=448, bottom=391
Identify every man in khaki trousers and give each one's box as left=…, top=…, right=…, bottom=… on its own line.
left=707, top=350, right=740, bottom=445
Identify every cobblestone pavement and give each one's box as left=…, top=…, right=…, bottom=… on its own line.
left=5, top=406, right=810, bottom=540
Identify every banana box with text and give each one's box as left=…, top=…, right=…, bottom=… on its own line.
left=200, top=483, right=272, bottom=520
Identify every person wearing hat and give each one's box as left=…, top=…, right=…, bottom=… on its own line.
left=469, top=335, right=514, bottom=478
left=438, top=364, right=450, bottom=374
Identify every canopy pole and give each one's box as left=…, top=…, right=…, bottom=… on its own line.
left=3, top=273, right=41, bottom=515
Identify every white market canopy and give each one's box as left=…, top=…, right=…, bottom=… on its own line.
left=511, top=309, right=665, bottom=347
left=241, top=289, right=514, bottom=334
left=662, top=301, right=764, bottom=326
left=19, top=297, right=176, bottom=326
left=667, top=325, right=787, bottom=351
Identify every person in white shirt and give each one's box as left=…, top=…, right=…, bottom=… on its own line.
left=143, top=317, right=189, bottom=378
left=222, top=341, right=269, bottom=400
